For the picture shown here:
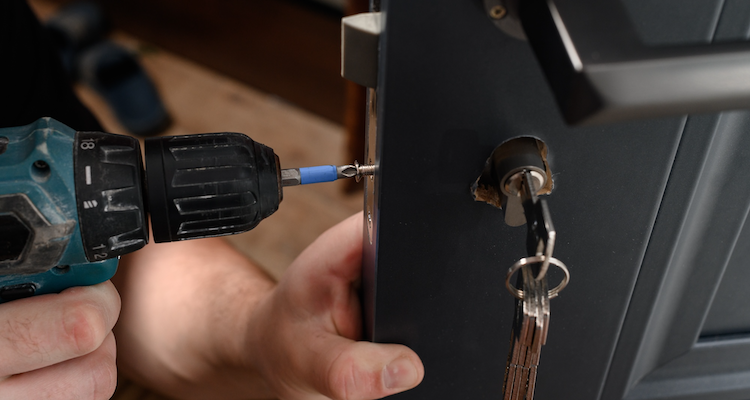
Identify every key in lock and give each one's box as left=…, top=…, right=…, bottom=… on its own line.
left=473, top=137, right=558, bottom=277
left=472, top=137, right=553, bottom=227
left=473, top=137, right=569, bottom=400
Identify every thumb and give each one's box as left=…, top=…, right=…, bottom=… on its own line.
left=311, top=336, right=424, bottom=400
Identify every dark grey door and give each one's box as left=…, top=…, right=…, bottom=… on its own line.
left=363, top=1, right=750, bottom=399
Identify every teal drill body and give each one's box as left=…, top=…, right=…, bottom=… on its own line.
left=0, top=118, right=117, bottom=302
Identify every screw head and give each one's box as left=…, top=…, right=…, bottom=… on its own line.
left=490, top=5, right=507, bottom=19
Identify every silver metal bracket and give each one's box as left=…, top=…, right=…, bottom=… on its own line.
left=341, top=12, right=382, bottom=88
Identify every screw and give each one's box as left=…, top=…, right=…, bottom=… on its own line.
left=33, top=160, right=49, bottom=170
left=490, top=5, right=507, bottom=19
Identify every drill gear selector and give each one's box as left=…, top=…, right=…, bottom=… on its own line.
left=0, top=118, right=371, bottom=303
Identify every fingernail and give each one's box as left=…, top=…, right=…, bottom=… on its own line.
left=383, top=357, right=419, bottom=389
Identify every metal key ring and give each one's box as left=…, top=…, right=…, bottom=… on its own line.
left=505, top=255, right=569, bottom=300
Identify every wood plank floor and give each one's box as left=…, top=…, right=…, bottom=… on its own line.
left=29, top=1, right=363, bottom=398
left=46, top=0, right=346, bottom=122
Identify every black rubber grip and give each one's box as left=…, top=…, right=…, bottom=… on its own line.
left=144, top=133, right=282, bottom=243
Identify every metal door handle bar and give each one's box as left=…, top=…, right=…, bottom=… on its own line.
left=520, top=0, right=750, bottom=125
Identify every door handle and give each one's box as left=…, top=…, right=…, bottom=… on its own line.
left=518, top=0, right=750, bottom=125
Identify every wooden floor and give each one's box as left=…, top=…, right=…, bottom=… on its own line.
left=29, top=1, right=363, bottom=398
left=50, top=0, right=346, bottom=122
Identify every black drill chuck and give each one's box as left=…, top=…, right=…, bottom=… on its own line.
left=74, top=131, right=283, bottom=260
left=144, top=133, right=282, bottom=243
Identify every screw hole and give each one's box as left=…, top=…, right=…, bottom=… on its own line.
left=490, top=5, right=507, bottom=19
left=31, top=160, right=51, bottom=182
left=52, top=265, right=71, bottom=275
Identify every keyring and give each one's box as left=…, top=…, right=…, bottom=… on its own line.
left=505, top=255, right=569, bottom=299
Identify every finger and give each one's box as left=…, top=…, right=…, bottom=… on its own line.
left=283, top=213, right=364, bottom=340
left=0, top=281, right=120, bottom=376
left=309, top=334, right=424, bottom=400
left=292, top=212, right=364, bottom=283
left=0, top=332, right=117, bottom=400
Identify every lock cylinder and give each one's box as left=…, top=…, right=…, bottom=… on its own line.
left=472, top=136, right=552, bottom=226
left=492, top=137, right=547, bottom=200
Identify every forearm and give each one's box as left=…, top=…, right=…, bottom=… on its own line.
left=112, top=237, right=276, bottom=399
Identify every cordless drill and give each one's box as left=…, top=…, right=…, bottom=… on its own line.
left=0, top=117, right=372, bottom=303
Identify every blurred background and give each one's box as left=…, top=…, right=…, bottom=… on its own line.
left=27, top=0, right=367, bottom=398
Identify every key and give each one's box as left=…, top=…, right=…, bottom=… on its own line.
left=524, top=267, right=550, bottom=399
left=503, top=264, right=549, bottom=400
left=503, top=272, right=532, bottom=400
left=502, top=168, right=565, bottom=400
left=512, top=169, right=556, bottom=280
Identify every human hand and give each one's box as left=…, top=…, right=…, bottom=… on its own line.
left=0, top=281, right=120, bottom=400
left=245, top=212, right=425, bottom=400
left=112, top=212, right=422, bottom=400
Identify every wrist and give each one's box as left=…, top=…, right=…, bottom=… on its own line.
left=218, top=280, right=276, bottom=371
left=115, top=238, right=279, bottom=399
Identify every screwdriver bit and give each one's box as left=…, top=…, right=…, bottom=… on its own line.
left=281, top=161, right=376, bottom=187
